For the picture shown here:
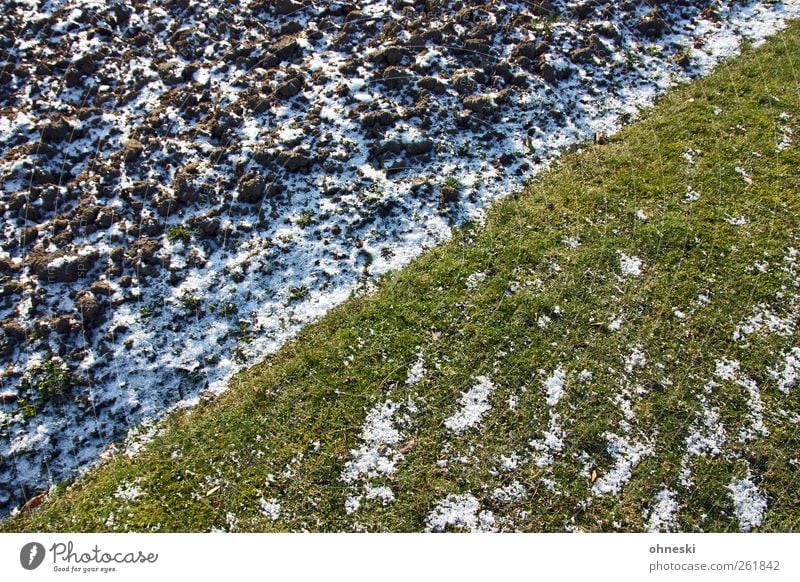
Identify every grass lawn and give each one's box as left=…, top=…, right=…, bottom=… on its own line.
left=5, top=22, right=800, bottom=533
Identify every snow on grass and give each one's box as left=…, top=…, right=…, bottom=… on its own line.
left=543, top=367, right=567, bottom=407
left=734, top=304, right=796, bottom=341
left=685, top=382, right=728, bottom=457
left=425, top=493, right=497, bottom=533
left=406, top=350, right=426, bottom=387
left=259, top=497, right=281, bottom=521
left=713, top=360, right=768, bottom=442
left=769, top=347, right=800, bottom=393
left=113, top=480, right=143, bottom=502
left=592, top=433, right=653, bottom=497
left=619, top=252, right=644, bottom=278
left=646, top=488, right=680, bottom=533
left=727, top=475, right=768, bottom=532
left=492, top=481, right=527, bottom=503
left=341, top=396, right=417, bottom=514
left=444, top=376, right=496, bottom=434
left=624, top=346, right=647, bottom=375
left=4, top=0, right=800, bottom=518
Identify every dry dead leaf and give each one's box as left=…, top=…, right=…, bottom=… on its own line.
left=398, top=439, right=416, bottom=455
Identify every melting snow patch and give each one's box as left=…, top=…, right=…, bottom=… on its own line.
left=259, top=498, right=281, bottom=521
left=500, top=452, right=520, bottom=472
left=425, top=494, right=496, bottom=532
left=714, top=359, right=740, bottom=382
left=624, top=346, right=647, bottom=374
left=365, top=486, right=395, bottom=505
left=734, top=304, right=796, bottom=341
left=684, top=187, right=701, bottom=202
left=769, top=347, right=800, bottom=393
left=406, top=350, right=426, bottom=387
left=492, top=481, right=527, bottom=503
left=544, top=367, right=567, bottom=407
left=592, top=433, right=653, bottom=496
left=465, top=271, right=487, bottom=290
left=713, top=360, right=768, bottom=441
left=444, top=376, right=496, bottom=434
left=343, top=400, right=409, bottom=482
left=735, top=166, right=753, bottom=185
left=727, top=476, right=767, bottom=532
left=646, top=488, right=680, bottom=533
left=619, top=253, right=644, bottom=278
left=685, top=383, right=727, bottom=457
left=113, top=480, right=143, bottom=502
left=608, top=315, right=626, bottom=332
left=341, top=396, right=417, bottom=513
left=725, top=215, right=749, bottom=226
left=530, top=413, right=565, bottom=468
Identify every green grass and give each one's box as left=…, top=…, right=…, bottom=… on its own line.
left=5, top=24, right=800, bottom=533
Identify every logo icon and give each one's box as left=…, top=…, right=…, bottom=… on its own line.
left=20, top=542, right=46, bottom=570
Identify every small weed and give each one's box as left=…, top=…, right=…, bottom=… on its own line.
left=218, top=303, right=238, bottom=317
left=20, top=356, right=76, bottom=409
left=441, top=177, right=461, bottom=203
left=289, top=286, right=309, bottom=302
left=181, top=293, right=201, bottom=316
left=167, top=224, right=192, bottom=243
left=295, top=211, right=315, bottom=228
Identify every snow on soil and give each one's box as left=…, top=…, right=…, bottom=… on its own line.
left=1, top=0, right=799, bottom=515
